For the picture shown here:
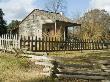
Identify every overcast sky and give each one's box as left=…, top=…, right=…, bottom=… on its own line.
left=0, top=0, right=110, bottom=23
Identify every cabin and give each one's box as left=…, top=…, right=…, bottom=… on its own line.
left=13, top=9, right=81, bottom=39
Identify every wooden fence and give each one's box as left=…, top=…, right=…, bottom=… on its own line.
left=0, top=34, right=20, bottom=52
left=0, top=35, right=108, bottom=52
left=35, top=56, right=110, bottom=82
left=20, top=36, right=106, bottom=52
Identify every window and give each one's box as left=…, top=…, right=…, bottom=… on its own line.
left=47, top=28, right=50, bottom=32
left=38, top=30, right=39, bottom=33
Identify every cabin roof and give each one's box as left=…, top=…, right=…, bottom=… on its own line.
left=20, top=9, right=74, bottom=24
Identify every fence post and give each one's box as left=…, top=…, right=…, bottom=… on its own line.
left=51, top=60, right=59, bottom=79
left=98, top=40, right=100, bottom=49
left=15, top=34, right=17, bottom=49
left=80, top=39, right=83, bottom=53
left=46, top=37, right=51, bottom=51
left=23, top=36, right=25, bottom=48
left=96, top=40, right=98, bottom=50
left=31, top=36, right=34, bottom=51
left=0, top=36, right=1, bottom=49
left=101, top=40, right=104, bottom=50
left=92, top=40, right=94, bottom=50
left=8, top=34, right=10, bottom=50
left=35, top=36, right=37, bottom=51
left=51, top=37, right=53, bottom=51
left=12, top=34, right=15, bottom=51
left=90, top=39, right=91, bottom=50
left=5, top=34, right=7, bottom=51
left=59, top=37, right=61, bottom=51
left=1, top=35, right=2, bottom=49
left=88, top=39, right=90, bottom=50
left=42, top=38, right=44, bottom=52
left=4, top=34, right=6, bottom=51
left=20, top=35, right=22, bottom=49
left=27, top=36, right=30, bottom=51
left=85, top=39, right=86, bottom=50
left=45, top=37, right=47, bottom=52
left=55, top=37, right=57, bottom=51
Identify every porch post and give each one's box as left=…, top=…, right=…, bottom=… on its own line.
left=64, top=27, right=66, bottom=40
left=65, top=27, right=68, bottom=40
left=55, top=21, right=57, bottom=35
left=73, top=26, right=74, bottom=37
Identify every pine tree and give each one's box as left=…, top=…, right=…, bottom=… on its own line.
left=0, top=9, right=7, bottom=35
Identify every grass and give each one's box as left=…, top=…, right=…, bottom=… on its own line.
left=0, top=52, right=60, bottom=82
left=0, top=50, right=110, bottom=82
left=48, top=50, right=110, bottom=71
left=0, top=52, right=46, bottom=82
left=49, top=50, right=110, bottom=61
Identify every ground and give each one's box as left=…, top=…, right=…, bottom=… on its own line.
left=0, top=52, right=46, bottom=82
left=0, top=49, right=110, bottom=82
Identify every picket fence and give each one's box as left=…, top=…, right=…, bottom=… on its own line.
left=0, top=34, right=20, bottom=52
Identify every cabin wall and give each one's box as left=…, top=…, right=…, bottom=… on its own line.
left=19, top=10, right=69, bottom=39
left=19, top=11, right=42, bottom=38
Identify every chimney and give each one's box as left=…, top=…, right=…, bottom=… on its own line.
left=60, top=12, right=63, bottom=15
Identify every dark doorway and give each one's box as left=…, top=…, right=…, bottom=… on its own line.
left=64, top=24, right=81, bottom=40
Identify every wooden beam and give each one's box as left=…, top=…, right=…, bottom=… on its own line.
left=35, top=62, right=53, bottom=67
left=57, top=71, right=110, bottom=76
left=56, top=74, right=107, bottom=80
left=64, top=27, right=66, bottom=40
left=55, top=21, right=57, bottom=35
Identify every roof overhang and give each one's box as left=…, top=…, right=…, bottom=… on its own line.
left=43, top=20, right=81, bottom=27
left=56, top=20, right=81, bottom=27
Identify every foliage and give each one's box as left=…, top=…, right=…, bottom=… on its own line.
left=45, top=0, right=66, bottom=13
left=8, top=20, right=20, bottom=31
left=79, top=9, right=110, bottom=40
left=0, top=9, right=7, bottom=35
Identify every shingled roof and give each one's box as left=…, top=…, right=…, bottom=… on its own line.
left=37, top=9, right=73, bottom=23
left=20, top=9, right=74, bottom=24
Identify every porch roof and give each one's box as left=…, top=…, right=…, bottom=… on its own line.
left=43, top=20, right=81, bottom=27
left=56, top=20, right=81, bottom=27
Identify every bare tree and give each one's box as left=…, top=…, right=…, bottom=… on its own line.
left=45, top=0, right=66, bottom=13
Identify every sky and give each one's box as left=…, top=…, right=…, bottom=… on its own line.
left=0, top=0, right=110, bottom=23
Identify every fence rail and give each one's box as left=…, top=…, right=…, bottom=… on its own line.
left=34, top=56, right=110, bottom=82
